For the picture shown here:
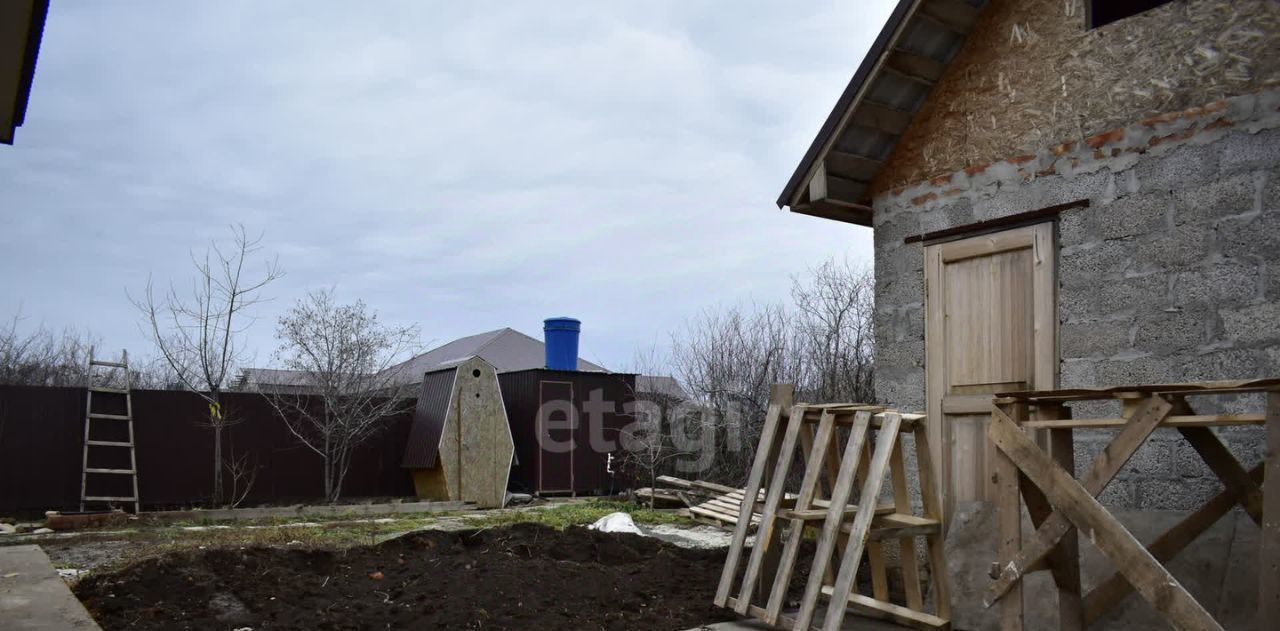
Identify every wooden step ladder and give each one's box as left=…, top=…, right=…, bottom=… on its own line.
left=80, top=347, right=141, bottom=513
left=714, top=390, right=951, bottom=631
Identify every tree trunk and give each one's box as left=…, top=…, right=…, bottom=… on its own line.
left=212, top=425, right=224, bottom=505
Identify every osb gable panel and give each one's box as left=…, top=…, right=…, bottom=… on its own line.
left=872, top=0, right=1280, bottom=194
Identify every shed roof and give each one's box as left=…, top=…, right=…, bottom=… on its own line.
left=776, top=0, right=988, bottom=226
left=1, top=0, right=48, bottom=145
left=382, top=327, right=606, bottom=385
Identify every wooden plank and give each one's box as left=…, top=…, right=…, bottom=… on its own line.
left=884, top=47, right=947, bottom=83
left=942, top=394, right=996, bottom=414
left=714, top=394, right=787, bottom=607
left=995, top=403, right=1025, bottom=631
left=825, top=150, right=881, bottom=182
left=985, top=396, right=1173, bottom=605
left=988, top=411, right=1223, bottom=631
left=890, top=438, right=924, bottom=610
left=765, top=410, right=837, bottom=624
left=1178, top=425, right=1263, bottom=524
left=857, top=437, right=892, bottom=604
left=736, top=403, right=808, bottom=613
left=1261, top=391, right=1280, bottom=628
left=1084, top=464, right=1264, bottom=624
left=794, top=411, right=873, bottom=631
left=819, top=588, right=951, bottom=631
left=822, top=413, right=903, bottom=631
left=851, top=100, right=914, bottom=135
left=914, top=423, right=951, bottom=620
left=1048, top=422, right=1083, bottom=631
left=1020, top=413, right=1265, bottom=429
left=866, top=513, right=942, bottom=541
left=924, top=243, right=947, bottom=522
left=996, top=378, right=1280, bottom=402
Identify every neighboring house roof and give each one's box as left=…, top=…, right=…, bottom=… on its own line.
left=380, top=327, right=608, bottom=385
left=234, top=367, right=318, bottom=392
left=636, top=375, right=687, bottom=400
left=776, top=0, right=987, bottom=225
left=1, top=0, right=49, bottom=145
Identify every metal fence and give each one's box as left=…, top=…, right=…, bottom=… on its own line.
left=0, top=385, right=415, bottom=515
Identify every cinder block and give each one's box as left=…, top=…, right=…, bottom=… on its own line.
left=1059, top=239, right=1135, bottom=288
left=1061, top=320, right=1134, bottom=358
left=1219, top=128, right=1280, bottom=173
left=1059, top=273, right=1166, bottom=322
left=1137, top=477, right=1220, bottom=510
left=1216, top=206, right=1280, bottom=261
left=1134, top=224, right=1212, bottom=269
left=1135, top=142, right=1220, bottom=192
left=1221, top=302, right=1280, bottom=346
left=1171, top=262, right=1262, bottom=307
left=1171, top=172, right=1256, bottom=225
left=1094, top=193, right=1170, bottom=239
left=1132, top=307, right=1212, bottom=355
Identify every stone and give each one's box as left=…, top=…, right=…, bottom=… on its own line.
left=0, top=523, right=15, bottom=535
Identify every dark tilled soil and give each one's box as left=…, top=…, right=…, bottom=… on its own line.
left=73, top=523, right=742, bottom=630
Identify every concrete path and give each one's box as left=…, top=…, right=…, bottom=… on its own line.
left=0, top=545, right=100, bottom=630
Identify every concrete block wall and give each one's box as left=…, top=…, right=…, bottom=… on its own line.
left=870, top=88, right=1280, bottom=510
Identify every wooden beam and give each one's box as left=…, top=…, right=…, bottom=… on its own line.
left=1261, top=391, right=1280, bottom=628
left=819, top=588, right=951, bottom=630
left=995, top=402, right=1025, bottom=631
left=1084, top=464, right=1264, bottom=624
left=918, top=0, right=982, bottom=34
left=1020, top=413, right=1265, bottom=429
left=793, top=411, right=873, bottom=631
left=885, top=48, right=948, bottom=84
left=851, top=100, right=914, bottom=136
left=905, top=200, right=1089, bottom=245
left=1178, top=426, right=1263, bottom=524
left=822, top=413, right=903, bottom=631
left=825, top=149, right=881, bottom=182
left=985, top=396, right=1173, bottom=606
left=988, top=411, right=1224, bottom=631
left=792, top=199, right=874, bottom=227
left=714, top=392, right=787, bottom=607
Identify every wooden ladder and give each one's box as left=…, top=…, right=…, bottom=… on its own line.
left=79, top=347, right=141, bottom=513
left=715, top=396, right=951, bottom=631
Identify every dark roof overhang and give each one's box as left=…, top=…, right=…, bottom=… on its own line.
left=776, top=0, right=988, bottom=226
left=1, top=0, right=49, bottom=145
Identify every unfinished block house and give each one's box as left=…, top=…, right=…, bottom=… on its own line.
left=778, top=0, right=1280, bottom=515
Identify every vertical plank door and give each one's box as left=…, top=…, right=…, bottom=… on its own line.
left=925, top=222, right=1057, bottom=520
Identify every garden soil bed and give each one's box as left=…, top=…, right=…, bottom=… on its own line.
left=73, top=523, right=745, bottom=630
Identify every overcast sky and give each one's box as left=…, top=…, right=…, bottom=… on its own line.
left=0, top=1, right=887, bottom=374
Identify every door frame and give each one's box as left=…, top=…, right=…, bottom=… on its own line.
left=536, top=380, right=575, bottom=494
left=924, top=221, right=1058, bottom=518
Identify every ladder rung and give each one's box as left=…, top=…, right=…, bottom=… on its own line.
left=83, top=496, right=137, bottom=502
left=90, top=360, right=127, bottom=368
left=87, top=413, right=131, bottom=421
left=85, top=468, right=136, bottom=475
left=86, top=440, right=134, bottom=447
left=89, top=386, right=129, bottom=394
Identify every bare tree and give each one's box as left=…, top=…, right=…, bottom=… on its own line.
left=132, top=225, right=282, bottom=504
left=663, top=257, right=877, bottom=484
left=0, top=311, right=94, bottom=387
left=791, top=258, right=875, bottom=403
left=266, top=289, right=419, bottom=503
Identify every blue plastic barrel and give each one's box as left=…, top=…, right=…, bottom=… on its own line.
left=543, top=317, right=581, bottom=371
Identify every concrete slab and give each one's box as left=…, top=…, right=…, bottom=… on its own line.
left=0, top=545, right=100, bottom=630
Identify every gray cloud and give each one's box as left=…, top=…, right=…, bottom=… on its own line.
left=0, top=0, right=890, bottom=371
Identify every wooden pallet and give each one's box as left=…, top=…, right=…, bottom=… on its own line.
left=713, top=387, right=952, bottom=631
left=985, top=380, right=1280, bottom=631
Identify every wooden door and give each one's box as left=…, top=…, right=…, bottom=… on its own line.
left=925, top=222, right=1056, bottom=520
left=537, top=380, right=575, bottom=494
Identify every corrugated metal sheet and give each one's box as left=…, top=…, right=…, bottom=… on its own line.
left=0, top=385, right=416, bottom=514
left=498, top=369, right=636, bottom=495
left=400, top=367, right=457, bottom=468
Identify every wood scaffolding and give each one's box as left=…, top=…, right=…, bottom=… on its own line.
left=714, top=385, right=952, bottom=631
left=984, top=378, right=1280, bottom=631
